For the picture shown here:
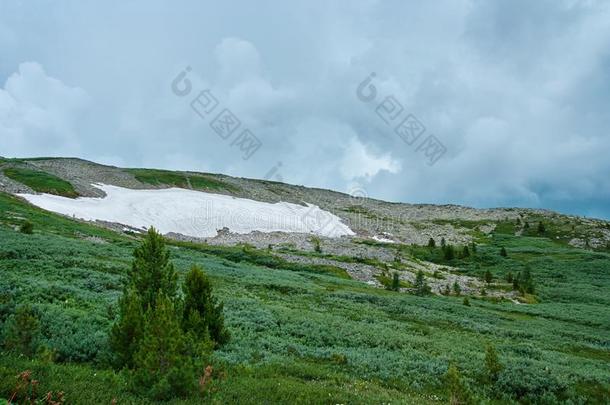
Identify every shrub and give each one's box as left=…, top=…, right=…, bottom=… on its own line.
left=19, top=221, right=34, bottom=234
left=537, top=222, right=546, bottom=234
left=463, top=297, right=470, bottom=306
left=428, top=238, right=436, bottom=248
left=500, top=247, right=507, bottom=257
left=444, top=245, right=456, bottom=261
left=494, top=364, right=568, bottom=402
left=484, top=270, right=493, bottom=284
left=311, top=237, right=322, bottom=253
left=3, top=305, right=40, bottom=357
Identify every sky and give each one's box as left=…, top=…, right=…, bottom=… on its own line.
left=1, top=0, right=609, bottom=219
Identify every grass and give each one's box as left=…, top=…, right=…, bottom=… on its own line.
left=0, top=191, right=609, bottom=403
left=2, top=167, right=78, bottom=198
left=126, top=168, right=240, bottom=193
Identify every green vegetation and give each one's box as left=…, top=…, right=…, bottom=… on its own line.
left=3, top=167, right=78, bottom=198
left=0, top=192, right=609, bottom=403
left=126, top=168, right=239, bottom=193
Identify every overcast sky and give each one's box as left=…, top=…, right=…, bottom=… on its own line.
left=1, top=0, right=609, bottom=219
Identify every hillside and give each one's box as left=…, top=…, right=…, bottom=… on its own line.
left=0, top=157, right=609, bottom=403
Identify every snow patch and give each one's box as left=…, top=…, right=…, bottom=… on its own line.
left=18, top=184, right=354, bottom=238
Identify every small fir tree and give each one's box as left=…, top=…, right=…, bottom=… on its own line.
left=500, top=247, right=507, bottom=257
left=182, top=265, right=229, bottom=346
left=3, top=305, right=39, bottom=357
left=414, top=270, right=431, bottom=296
left=484, top=344, right=503, bottom=382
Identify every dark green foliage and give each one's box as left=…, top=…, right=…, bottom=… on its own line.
left=19, top=221, right=34, bottom=234
left=130, top=227, right=177, bottom=311
left=428, top=238, right=436, bottom=248
left=182, top=265, right=229, bottom=347
left=494, top=364, right=568, bottom=403
left=463, top=297, right=470, bottom=306
left=443, top=284, right=451, bottom=296
left=3, top=305, right=40, bottom=357
left=311, top=237, right=322, bottom=253
left=132, top=294, right=200, bottom=399
left=500, top=247, right=507, bottom=257
left=537, top=221, right=546, bottom=234
left=444, top=245, right=456, bottom=261
left=446, top=364, right=469, bottom=404
left=3, top=167, right=78, bottom=198
left=441, top=237, right=446, bottom=248
left=414, top=270, right=431, bottom=296
left=390, top=272, right=400, bottom=291
left=471, top=242, right=477, bottom=254
left=485, top=344, right=503, bottom=383
left=109, top=289, right=144, bottom=369
left=524, top=221, right=530, bottom=229
left=461, top=245, right=470, bottom=258
left=453, top=281, right=461, bottom=296
left=506, top=272, right=513, bottom=283
left=513, top=267, right=535, bottom=294
left=484, top=270, right=493, bottom=284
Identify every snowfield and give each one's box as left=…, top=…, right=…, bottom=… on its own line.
left=18, top=184, right=354, bottom=238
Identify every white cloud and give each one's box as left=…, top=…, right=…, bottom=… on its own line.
left=0, top=62, right=90, bottom=157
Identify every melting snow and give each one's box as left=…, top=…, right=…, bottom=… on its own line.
left=18, top=184, right=354, bottom=238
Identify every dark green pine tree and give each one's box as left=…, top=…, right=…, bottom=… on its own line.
left=130, top=227, right=178, bottom=311
left=109, top=289, right=144, bottom=369
left=471, top=242, right=477, bottom=254
left=182, top=265, right=229, bottom=347
left=484, top=344, right=503, bottom=383
left=537, top=221, right=546, bottom=234
left=414, top=270, right=431, bottom=296
left=461, top=245, right=470, bottom=258
left=427, top=238, right=436, bottom=248
left=133, top=294, right=197, bottom=399
left=444, top=245, right=455, bottom=261
left=484, top=270, right=493, bottom=284
left=500, top=247, right=508, bottom=257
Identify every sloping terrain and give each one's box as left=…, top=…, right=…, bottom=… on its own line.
left=0, top=157, right=609, bottom=403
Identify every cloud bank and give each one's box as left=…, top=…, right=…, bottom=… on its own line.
left=0, top=0, right=609, bottom=218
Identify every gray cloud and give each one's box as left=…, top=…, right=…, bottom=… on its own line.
left=0, top=0, right=609, bottom=218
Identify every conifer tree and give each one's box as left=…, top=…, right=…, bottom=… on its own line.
left=453, top=281, right=461, bottom=296
left=446, top=363, right=469, bottom=405
left=133, top=294, right=197, bottom=399
left=109, top=289, right=144, bottom=369
left=444, top=245, right=455, bottom=261
left=484, top=270, right=493, bottom=284
left=414, top=270, right=431, bottom=296
left=500, top=247, right=507, bottom=257
left=428, top=238, right=436, bottom=248
left=130, top=227, right=177, bottom=311
left=462, top=245, right=470, bottom=258
left=3, top=305, right=39, bottom=357
left=182, top=265, right=229, bottom=346
left=484, top=344, right=503, bottom=383
left=390, top=272, right=400, bottom=291
left=537, top=221, right=546, bottom=234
